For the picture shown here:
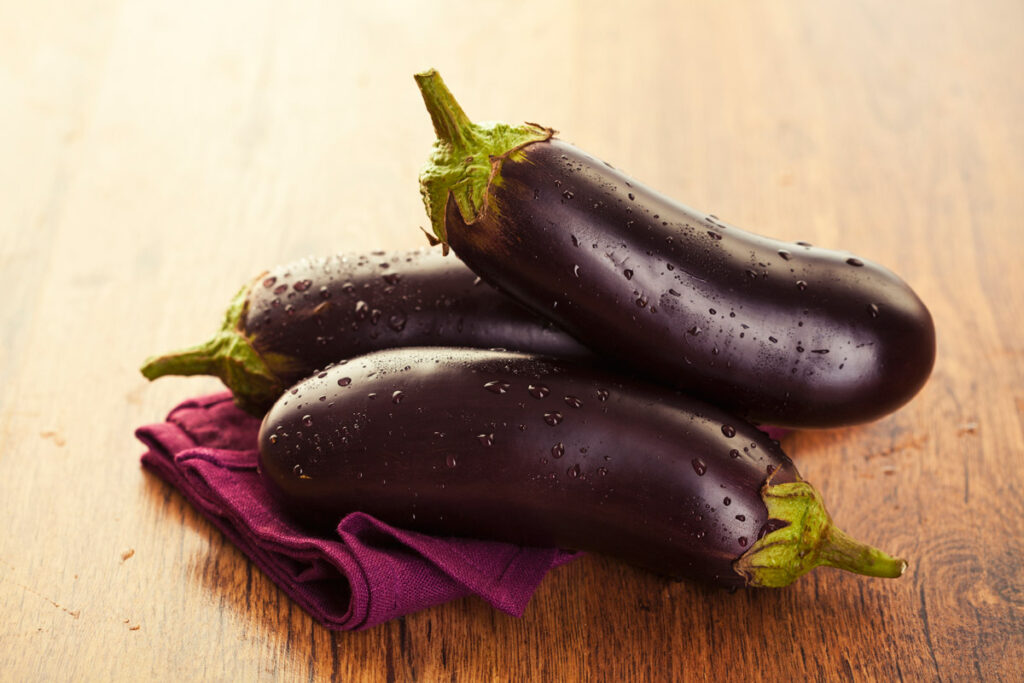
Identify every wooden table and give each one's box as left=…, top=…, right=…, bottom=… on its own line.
left=2, top=1, right=1021, bottom=679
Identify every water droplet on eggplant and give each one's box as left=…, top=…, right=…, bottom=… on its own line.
left=484, top=380, right=511, bottom=394
left=528, top=384, right=550, bottom=399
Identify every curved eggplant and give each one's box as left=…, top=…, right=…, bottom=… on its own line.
left=141, top=248, right=590, bottom=413
left=258, top=347, right=905, bottom=588
left=414, top=70, right=936, bottom=428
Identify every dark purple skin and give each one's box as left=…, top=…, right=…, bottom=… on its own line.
left=247, top=248, right=590, bottom=382
left=258, top=347, right=799, bottom=586
left=443, top=140, right=936, bottom=428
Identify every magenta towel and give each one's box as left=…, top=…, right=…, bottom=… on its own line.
left=136, top=392, right=579, bottom=630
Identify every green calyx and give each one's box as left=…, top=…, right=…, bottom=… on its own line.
left=139, top=283, right=296, bottom=414
left=414, top=69, right=552, bottom=250
left=734, top=480, right=907, bottom=587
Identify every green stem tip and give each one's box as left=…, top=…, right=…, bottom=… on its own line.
left=414, top=69, right=553, bottom=248
left=414, top=69, right=479, bottom=152
left=139, top=284, right=290, bottom=414
left=734, top=480, right=907, bottom=587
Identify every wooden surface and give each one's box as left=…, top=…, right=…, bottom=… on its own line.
left=1, top=1, right=1022, bottom=680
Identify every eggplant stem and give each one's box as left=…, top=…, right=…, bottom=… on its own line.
left=414, top=69, right=552, bottom=247
left=139, top=284, right=289, bottom=414
left=414, top=69, right=478, bottom=152
left=733, top=480, right=906, bottom=587
left=140, top=333, right=235, bottom=380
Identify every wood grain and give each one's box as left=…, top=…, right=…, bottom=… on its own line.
left=1, top=0, right=1022, bottom=680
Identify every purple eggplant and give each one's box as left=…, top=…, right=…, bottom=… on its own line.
left=414, top=70, right=936, bottom=428
left=258, top=347, right=905, bottom=588
left=141, top=249, right=589, bottom=413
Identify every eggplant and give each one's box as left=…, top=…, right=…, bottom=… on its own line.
left=258, top=347, right=905, bottom=588
left=141, top=249, right=589, bottom=413
left=414, top=70, right=936, bottom=428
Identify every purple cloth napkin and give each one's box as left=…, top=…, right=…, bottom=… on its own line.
left=136, top=392, right=579, bottom=630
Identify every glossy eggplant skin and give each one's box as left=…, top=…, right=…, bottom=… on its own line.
left=258, top=347, right=799, bottom=587
left=443, top=140, right=936, bottom=428
left=245, top=248, right=590, bottom=389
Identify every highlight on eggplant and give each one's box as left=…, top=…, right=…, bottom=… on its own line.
left=414, top=69, right=936, bottom=429
left=140, top=249, right=590, bottom=413
left=258, top=347, right=906, bottom=588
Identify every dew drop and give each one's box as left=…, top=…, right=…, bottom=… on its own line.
left=355, top=300, right=369, bottom=319
left=388, top=313, right=407, bottom=332
left=528, top=384, right=550, bottom=399
left=691, top=458, right=707, bottom=476
left=777, top=249, right=792, bottom=260
left=628, top=192, right=635, bottom=200
left=867, top=303, right=879, bottom=318
left=268, top=434, right=278, bottom=445
left=846, top=257, right=864, bottom=267
left=337, top=377, right=351, bottom=387
left=274, top=284, right=288, bottom=295
left=382, top=272, right=402, bottom=285
left=262, top=276, right=277, bottom=288
left=736, top=514, right=746, bottom=521
left=562, top=190, right=574, bottom=200
left=723, top=497, right=731, bottom=506
left=445, top=454, right=457, bottom=468
left=567, top=463, right=581, bottom=478
left=795, top=280, right=808, bottom=291
left=391, top=390, right=405, bottom=404
left=544, top=411, right=564, bottom=426
left=596, top=389, right=610, bottom=402
left=721, top=425, right=737, bottom=438
left=573, top=264, right=581, bottom=278
left=477, top=433, right=494, bottom=447
left=551, top=442, right=565, bottom=458
left=294, top=279, right=312, bottom=292
left=293, top=464, right=304, bottom=477
left=738, top=537, right=748, bottom=547
left=302, top=415, right=313, bottom=427
left=564, top=395, right=582, bottom=408
left=484, top=380, right=511, bottom=394
left=623, top=269, right=634, bottom=280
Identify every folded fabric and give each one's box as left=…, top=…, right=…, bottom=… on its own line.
left=137, top=393, right=789, bottom=630
left=136, top=393, right=579, bottom=630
